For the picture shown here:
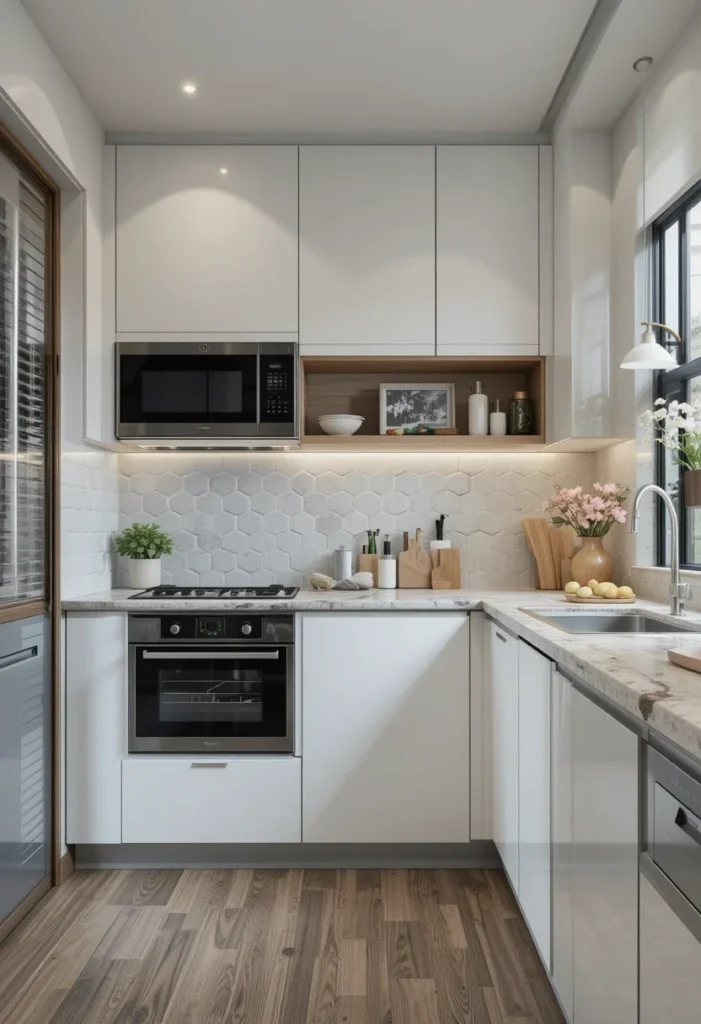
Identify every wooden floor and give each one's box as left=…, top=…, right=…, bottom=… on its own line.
left=0, top=868, right=564, bottom=1024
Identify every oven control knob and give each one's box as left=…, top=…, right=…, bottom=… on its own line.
left=169, top=623, right=181, bottom=635
left=241, top=622, right=252, bottom=636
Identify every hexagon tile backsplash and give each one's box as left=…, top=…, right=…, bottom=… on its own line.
left=117, top=452, right=596, bottom=588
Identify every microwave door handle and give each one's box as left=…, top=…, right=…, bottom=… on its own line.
left=142, top=650, right=279, bottom=661
left=256, top=347, right=261, bottom=427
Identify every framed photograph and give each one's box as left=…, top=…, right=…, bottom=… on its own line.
left=379, top=383, right=456, bottom=433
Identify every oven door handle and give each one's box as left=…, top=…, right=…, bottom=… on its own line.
left=141, top=650, right=279, bottom=661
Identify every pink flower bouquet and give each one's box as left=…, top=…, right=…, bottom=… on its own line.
left=543, top=483, right=630, bottom=537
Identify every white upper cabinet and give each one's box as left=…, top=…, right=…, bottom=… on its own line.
left=115, top=146, right=298, bottom=334
left=299, top=146, right=435, bottom=354
left=437, top=146, right=541, bottom=355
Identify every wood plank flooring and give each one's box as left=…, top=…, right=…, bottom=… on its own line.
left=0, top=868, right=564, bottom=1024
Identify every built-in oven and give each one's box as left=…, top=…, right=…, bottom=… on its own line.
left=116, top=341, right=298, bottom=446
left=128, top=614, right=294, bottom=753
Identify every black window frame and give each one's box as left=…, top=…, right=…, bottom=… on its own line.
left=654, top=177, right=701, bottom=568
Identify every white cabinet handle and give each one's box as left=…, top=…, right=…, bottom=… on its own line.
left=190, top=762, right=228, bottom=769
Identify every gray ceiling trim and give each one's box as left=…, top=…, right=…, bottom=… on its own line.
left=538, top=0, right=623, bottom=133
left=104, top=132, right=553, bottom=146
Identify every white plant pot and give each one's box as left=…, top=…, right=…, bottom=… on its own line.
left=128, top=559, right=161, bottom=590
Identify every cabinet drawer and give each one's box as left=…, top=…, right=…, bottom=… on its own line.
left=122, top=757, right=301, bottom=843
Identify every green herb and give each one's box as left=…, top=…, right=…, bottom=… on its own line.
left=115, top=522, right=173, bottom=560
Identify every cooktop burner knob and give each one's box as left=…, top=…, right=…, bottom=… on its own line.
left=169, top=623, right=181, bottom=635
left=241, top=622, right=252, bottom=636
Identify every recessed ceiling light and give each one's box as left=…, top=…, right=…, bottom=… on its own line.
left=180, top=81, right=198, bottom=96
left=219, top=167, right=229, bottom=176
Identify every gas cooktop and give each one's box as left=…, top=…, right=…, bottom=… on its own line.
left=129, top=585, right=300, bottom=600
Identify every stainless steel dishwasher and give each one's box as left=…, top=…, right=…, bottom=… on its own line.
left=641, top=745, right=701, bottom=1023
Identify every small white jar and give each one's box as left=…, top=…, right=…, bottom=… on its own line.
left=377, top=556, right=397, bottom=589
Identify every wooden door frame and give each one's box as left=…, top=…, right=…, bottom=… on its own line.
left=0, top=122, right=63, bottom=887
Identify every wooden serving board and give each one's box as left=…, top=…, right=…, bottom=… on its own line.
left=668, top=647, right=701, bottom=674
left=398, top=529, right=432, bottom=589
left=564, top=594, right=636, bottom=604
left=431, top=548, right=461, bottom=589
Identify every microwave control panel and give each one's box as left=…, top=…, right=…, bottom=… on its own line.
left=260, top=353, right=295, bottom=423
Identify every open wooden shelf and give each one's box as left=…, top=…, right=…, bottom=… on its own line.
left=300, top=354, right=545, bottom=452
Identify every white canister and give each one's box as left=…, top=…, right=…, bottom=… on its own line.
left=468, top=381, right=489, bottom=435
left=377, top=556, right=397, bottom=589
left=128, top=558, right=162, bottom=590
left=490, top=398, right=507, bottom=436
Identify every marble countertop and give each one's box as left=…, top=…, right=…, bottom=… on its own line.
left=63, top=586, right=701, bottom=763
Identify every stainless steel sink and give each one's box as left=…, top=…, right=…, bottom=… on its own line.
left=529, top=611, right=699, bottom=635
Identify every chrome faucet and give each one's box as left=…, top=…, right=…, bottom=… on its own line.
left=630, top=483, right=690, bottom=616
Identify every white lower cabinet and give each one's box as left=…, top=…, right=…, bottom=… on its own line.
left=301, top=612, right=470, bottom=843
left=551, top=671, right=639, bottom=1024
left=571, top=686, right=639, bottom=1024
left=122, top=757, right=301, bottom=844
left=517, top=640, right=551, bottom=969
left=551, top=668, right=574, bottom=1021
left=490, top=621, right=520, bottom=891
left=66, top=614, right=127, bottom=844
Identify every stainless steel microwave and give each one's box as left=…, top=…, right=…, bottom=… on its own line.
left=115, top=341, right=298, bottom=448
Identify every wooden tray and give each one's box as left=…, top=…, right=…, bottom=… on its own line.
left=668, top=647, right=701, bottom=674
left=564, top=594, right=636, bottom=605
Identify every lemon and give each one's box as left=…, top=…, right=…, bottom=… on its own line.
left=576, top=586, right=593, bottom=598
left=618, top=585, right=635, bottom=599
left=564, top=581, right=581, bottom=594
left=587, top=579, right=599, bottom=589
left=604, top=584, right=619, bottom=599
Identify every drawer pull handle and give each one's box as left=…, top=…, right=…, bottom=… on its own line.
left=0, top=646, right=38, bottom=672
left=191, top=762, right=228, bottom=769
left=496, top=632, right=508, bottom=644
left=675, top=807, right=701, bottom=846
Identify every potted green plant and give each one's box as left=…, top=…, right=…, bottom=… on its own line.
left=115, top=522, right=173, bottom=589
left=642, top=398, right=701, bottom=506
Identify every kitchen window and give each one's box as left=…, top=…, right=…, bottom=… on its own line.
left=654, top=179, right=701, bottom=568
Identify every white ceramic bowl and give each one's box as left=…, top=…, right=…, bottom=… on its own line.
left=318, top=414, right=365, bottom=436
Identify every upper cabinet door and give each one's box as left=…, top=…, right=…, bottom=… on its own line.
left=437, top=146, right=539, bottom=355
left=299, top=146, right=435, bottom=354
left=115, top=146, right=298, bottom=334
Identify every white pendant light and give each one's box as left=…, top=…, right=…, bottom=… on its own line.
left=621, top=56, right=680, bottom=371
left=620, top=322, right=681, bottom=369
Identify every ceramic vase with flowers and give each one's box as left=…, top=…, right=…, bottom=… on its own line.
left=543, top=483, right=630, bottom=584
left=642, top=397, right=701, bottom=506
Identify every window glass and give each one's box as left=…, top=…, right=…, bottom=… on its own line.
left=664, top=220, right=680, bottom=334
left=690, top=200, right=701, bottom=359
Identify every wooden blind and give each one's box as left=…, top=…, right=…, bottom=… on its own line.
left=0, top=166, right=49, bottom=605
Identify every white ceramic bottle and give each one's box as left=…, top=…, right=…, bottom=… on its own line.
left=489, top=399, right=507, bottom=436
left=468, top=381, right=489, bottom=435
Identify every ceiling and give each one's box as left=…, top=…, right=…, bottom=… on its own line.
left=21, top=0, right=597, bottom=137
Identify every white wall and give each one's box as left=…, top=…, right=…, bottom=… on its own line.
left=0, top=0, right=121, bottom=856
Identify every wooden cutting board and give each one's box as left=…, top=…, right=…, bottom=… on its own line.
left=431, top=548, right=461, bottom=589
left=398, top=529, right=432, bottom=588
left=523, top=518, right=558, bottom=590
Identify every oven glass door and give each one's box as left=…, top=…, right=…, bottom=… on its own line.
left=131, top=645, right=292, bottom=752
left=119, top=351, right=258, bottom=427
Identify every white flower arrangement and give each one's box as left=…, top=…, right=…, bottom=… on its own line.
left=641, top=397, right=701, bottom=471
